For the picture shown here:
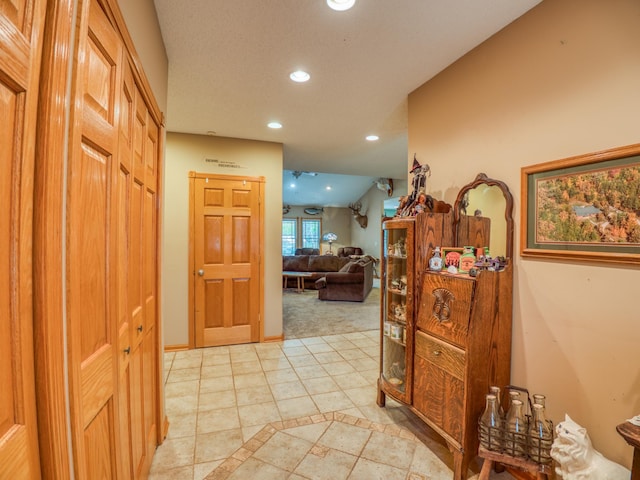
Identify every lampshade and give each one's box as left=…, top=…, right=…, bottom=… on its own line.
left=323, top=232, right=338, bottom=243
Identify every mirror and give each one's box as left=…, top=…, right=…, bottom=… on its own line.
left=453, top=173, right=514, bottom=259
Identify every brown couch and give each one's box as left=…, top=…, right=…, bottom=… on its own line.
left=282, top=254, right=351, bottom=290
left=336, top=246, right=363, bottom=257
left=315, top=258, right=373, bottom=302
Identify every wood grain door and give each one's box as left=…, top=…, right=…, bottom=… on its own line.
left=0, top=0, right=45, bottom=478
left=66, top=0, right=123, bottom=477
left=191, top=173, right=264, bottom=347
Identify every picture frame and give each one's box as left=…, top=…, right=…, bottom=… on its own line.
left=521, top=143, right=640, bottom=265
left=441, top=247, right=465, bottom=269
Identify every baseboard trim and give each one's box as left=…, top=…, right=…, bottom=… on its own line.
left=164, top=344, right=189, bottom=352
left=264, top=334, right=284, bottom=343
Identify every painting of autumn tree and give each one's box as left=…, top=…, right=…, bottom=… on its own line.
left=535, top=165, right=640, bottom=245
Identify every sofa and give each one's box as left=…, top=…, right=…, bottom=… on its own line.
left=282, top=254, right=351, bottom=290
left=315, top=258, right=373, bottom=302
left=336, top=246, right=363, bottom=257
left=295, top=248, right=320, bottom=255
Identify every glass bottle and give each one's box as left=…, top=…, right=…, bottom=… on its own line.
left=506, top=390, right=521, bottom=416
left=429, top=246, right=443, bottom=271
left=504, top=399, right=526, bottom=457
left=458, top=246, right=475, bottom=274
left=479, top=394, right=502, bottom=451
left=489, top=386, right=505, bottom=419
left=528, top=403, right=553, bottom=464
left=532, top=393, right=546, bottom=408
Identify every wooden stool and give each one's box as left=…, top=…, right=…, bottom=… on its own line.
left=478, top=446, right=554, bottom=480
left=616, top=421, right=640, bottom=480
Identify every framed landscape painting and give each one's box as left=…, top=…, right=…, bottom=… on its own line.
left=521, top=143, right=640, bottom=265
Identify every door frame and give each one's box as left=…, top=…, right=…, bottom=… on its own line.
left=188, top=171, right=265, bottom=349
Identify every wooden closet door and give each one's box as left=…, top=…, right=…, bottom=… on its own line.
left=0, top=1, right=45, bottom=478
left=66, top=0, right=123, bottom=477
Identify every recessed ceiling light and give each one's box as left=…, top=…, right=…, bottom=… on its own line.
left=326, top=186, right=332, bottom=191
left=290, top=70, right=310, bottom=83
left=327, top=0, right=356, bottom=11
left=366, top=135, right=379, bottom=141
left=267, top=122, right=282, bottom=129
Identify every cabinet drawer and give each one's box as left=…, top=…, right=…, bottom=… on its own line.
left=417, top=273, right=474, bottom=348
left=415, top=331, right=465, bottom=380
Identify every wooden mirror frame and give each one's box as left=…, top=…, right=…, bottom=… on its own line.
left=453, top=173, right=515, bottom=259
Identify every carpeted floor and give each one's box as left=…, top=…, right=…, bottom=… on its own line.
left=283, top=287, right=380, bottom=339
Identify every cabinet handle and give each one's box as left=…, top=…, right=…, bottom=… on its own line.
left=123, top=346, right=131, bottom=355
left=137, top=325, right=143, bottom=332
left=433, top=350, right=441, bottom=356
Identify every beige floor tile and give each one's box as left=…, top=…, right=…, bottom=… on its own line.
left=167, top=367, right=201, bottom=383
left=231, top=360, right=262, bottom=375
left=254, top=344, right=285, bottom=358
left=305, top=342, right=335, bottom=354
left=293, top=364, right=328, bottom=380
left=199, top=390, right=237, bottom=411
left=194, top=460, right=223, bottom=480
left=150, top=436, right=196, bottom=471
left=253, top=431, right=314, bottom=471
left=282, top=345, right=311, bottom=357
left=176, top=349, right=204, bottom=359
left=361, top=430, right=416, bottom=470
left=312, top=391, right=356, bottom=413
left=260, top=357, right=292, bottom=371
left=361, top=346, right=380, bottom=357
left=197, top=407, right=240, bottom=434
left=282, top=339, right=304, bottom=347
left=200, top=376, right=234, bottom=393
left=165, top=380, right=200, bottom=398
left=235, top=385, right=273, bottom=406
left=276, top=396, right=320, bottom=420
left=332, top=372, right=370, bottom=390
left=313, top=351, right=345, bottom=364
left=194, top=429, right=244, bottom=463
left=317, top=421, right=371, bottom=456
left=300, top=337, right=327, bottom=346
left=265, top=367, right=297, bottom=384
left=323, top=339, right=356, bottom=350
left=280, top=421, right=331, bottom=443
left=229, top=350, right=259, bottom=364
left=238, top=401, right=282, bottom=426
left=241, top=424, right=264, bottom=442
left=409, top=442, right=452, bottom=479
left=321, top=361, right=356, bottom=376
left=165, top=394, right=199, bottom=416
left=226, top=457, right=290, bottom=480
left=343, top=385, right=378, bottom=406
left=294, top=447, right=358, bottom=480
left=148, top=465, right=193, bottom=480
left=233, top=372, right=267, bottom=389
left=349, top=457, right=407, bottom=480
left=166, top=412, right=198, bottom=439
left=269, top=380, right=308, bottom=400
left=201, top=353, right=230, bottom=366
left=338, top=348, right=369, bottom=360
left=288, top=354, right=320, bottom=368
left=301, top=376, right=340, bottom=395
left=347, top=357, right=379, bottom=372
left=200, top=364, right=232, bottom=379
left=172, top=355, right=203, bottom=370
left=348, top=338, right=378, bottom=349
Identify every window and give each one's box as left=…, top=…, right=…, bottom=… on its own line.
left=281, top=217, right=321, bottom=255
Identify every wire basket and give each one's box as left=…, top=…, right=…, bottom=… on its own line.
left=478, top=385, right=554, bottom=465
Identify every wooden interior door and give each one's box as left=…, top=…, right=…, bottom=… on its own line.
left=66, top=0, right=123, bottom=477
left=191, top=173, right=264, bottom=347
left=0, top=0, right=45, bottom=478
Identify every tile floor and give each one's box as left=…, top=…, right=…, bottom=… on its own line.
left=150, top=330, right=512, bottom=480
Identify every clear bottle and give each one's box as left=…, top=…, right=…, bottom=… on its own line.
left=506, top=390, right=521, bottom=416
left=489, top=386, right=505, bottom=419
left=429, top=246, right=443, bottom=271
left=504, top=399, right=527, bottom=457
left=479, top=394, right=502, bottom=452
left=532, top=393, right=546, bottom=408
left=528, top=403, right=553, bottom=464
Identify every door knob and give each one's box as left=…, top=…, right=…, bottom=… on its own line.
left=198, top=269, right=204, bottom=276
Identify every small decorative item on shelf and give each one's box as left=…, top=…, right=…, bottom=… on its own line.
left=458, top=246, right=476, bottom=274
left=429, top=246, right=443, bottom=271
left=479, top=394, right=503, bottom=452
left=386, top=361, right=405, bottom=386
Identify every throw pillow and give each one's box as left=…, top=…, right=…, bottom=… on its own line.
left=339, top=261, right=355, bottom=273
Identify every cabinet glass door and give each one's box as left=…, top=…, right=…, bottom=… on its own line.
left=380, top=220, right=413, bottom=404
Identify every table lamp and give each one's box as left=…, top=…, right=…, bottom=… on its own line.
left=323, top=232, right=338, bottom=254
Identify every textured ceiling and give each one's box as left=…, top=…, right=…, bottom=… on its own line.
left=154, top=0, right=541, bottom=205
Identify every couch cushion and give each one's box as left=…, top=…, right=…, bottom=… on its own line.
left=308, top=255, right=339, bottom=272
left=283, top=255, right=309, bottom=272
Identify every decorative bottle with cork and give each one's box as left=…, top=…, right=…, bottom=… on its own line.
left=429, top=246, right=443, bottom=271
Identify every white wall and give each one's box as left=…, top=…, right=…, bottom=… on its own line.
left=408, top=0, right=640, bottom=466
left=163, top=133, right=283, bottom=344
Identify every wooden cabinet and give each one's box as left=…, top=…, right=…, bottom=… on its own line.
left=378, top=202, right=513, bottom=480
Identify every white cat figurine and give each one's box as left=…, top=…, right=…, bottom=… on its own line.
left=551, top=414, right=630, bottom=480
